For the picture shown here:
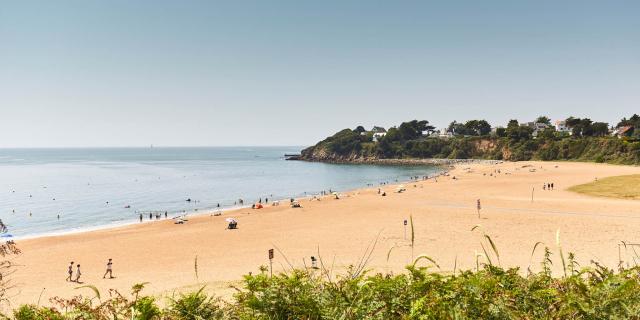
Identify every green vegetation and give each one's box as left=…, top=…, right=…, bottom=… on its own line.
left=6, top=256, right=640, bottom=319
left=569, top=174, right=640, bottom=200
left=4, top=220, right=640, bottom=318
left=300, top=114, right=640, bottom=165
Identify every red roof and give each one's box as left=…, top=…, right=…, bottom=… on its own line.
left=617, top=126, right=633, bottom=135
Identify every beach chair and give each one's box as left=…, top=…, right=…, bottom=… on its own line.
left=228, top=221, right=238, bottom=229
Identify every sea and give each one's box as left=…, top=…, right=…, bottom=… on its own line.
left=0, top=147, right=440, bottom=240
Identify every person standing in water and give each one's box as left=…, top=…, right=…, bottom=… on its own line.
left=66, top=261, right=74, bottom=281
left=103, top=258, right=114, bottom=279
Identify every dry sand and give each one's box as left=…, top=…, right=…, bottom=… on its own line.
left=7, top=161, right=640, bottom=307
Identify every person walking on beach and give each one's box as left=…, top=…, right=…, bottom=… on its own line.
left=139, top=213, right=143, bottom=222
left=66, top=261, right=74, bottom=281
left=75, top=264, right=82, bottom=283
left=103, top=258, right=114, bottom=279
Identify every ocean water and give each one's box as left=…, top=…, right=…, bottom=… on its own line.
left=0, top=147, right=440, bottom=239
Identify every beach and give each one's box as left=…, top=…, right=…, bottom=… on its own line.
left=8, top=161, right=640, bottom=307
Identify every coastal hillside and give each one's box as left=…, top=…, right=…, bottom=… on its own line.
left=301, top=116, right=640, bottom=164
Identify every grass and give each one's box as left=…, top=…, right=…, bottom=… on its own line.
left=569, top=174, right=640, bottom=200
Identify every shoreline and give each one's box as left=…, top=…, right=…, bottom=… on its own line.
left=12, top=166, right=448, bottom=242
left=9, top=160, right=640, bottom=307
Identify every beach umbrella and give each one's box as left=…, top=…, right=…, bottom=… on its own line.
left=225, top=218, right=237, bottom=223
left=332, top=192, right=338, bottom=195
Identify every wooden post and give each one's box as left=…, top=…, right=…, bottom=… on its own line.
left=531, top=187, right=534, bottom=203
left=403, top=219, right=407, bottom=240
left=268, top=249, right=274, bottom=277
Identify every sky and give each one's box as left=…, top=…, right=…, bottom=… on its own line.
left=0, top=1, right=638, bottom=147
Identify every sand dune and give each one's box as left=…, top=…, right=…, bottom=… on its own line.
left=7, top=161, right=640, bottom=307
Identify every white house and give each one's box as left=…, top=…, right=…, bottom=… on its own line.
left=438, top=128, right=453, bottom=139
left=555, top=120, right=571, bottom=134
left=523, top=122, right=550, bottom=137
left=370, top=126, right=387, bottom=141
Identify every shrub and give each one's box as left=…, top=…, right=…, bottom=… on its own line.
left=13, top=304, right=64, bottom=320
left=167, top=287, right=224, bottom=320
left=133, top=296, right=162, bottom=320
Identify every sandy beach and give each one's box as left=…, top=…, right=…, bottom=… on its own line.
left=7, top=161, right=640, bottom=307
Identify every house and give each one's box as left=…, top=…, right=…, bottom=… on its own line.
left=555, top=120, right=572, bottom=134
left=438, top=128, right=453, bottom=139
left=612, top=125, right=634, bottom=138
left=370, top=126, right=387, bottom=141
left=490, top=126, right=503, bottom=135
left=523, top=122, right=550, bottom=137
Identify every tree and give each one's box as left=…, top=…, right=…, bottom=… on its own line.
left=535, top=116, right=551, bottom=125
left=565, top=117, right=581, bottom=129
left=460, top=120, right=491, bottom=136
left=580, top=118, right=594, bottom=136
left=447, top=121, right=467, bottom=136
left=423, top=123, right=437, bottom=136
left=353, top=126, right=366, bottom=134
left=507, top=119, right=519, bottom=129
left=382, top=127, right=401, bottom=142
left=565, top=117, right=595, bottom=137
left=505, top=119, right=532, bottom=141
left=617, top=114, right=640, bottom=128
left=591, top=122, right=609, bottom=137
left=397, top=120, right=430, bottom=140
left=538, top=128, right=556, bottom=140
left=475, top=120, right=492, bottom=136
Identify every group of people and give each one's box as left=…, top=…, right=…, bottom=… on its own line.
left=542, top=182, right=555, bottom=190
left=139, top=211, right=168, bottom=222
left=66, top=259, right=114, bottom=283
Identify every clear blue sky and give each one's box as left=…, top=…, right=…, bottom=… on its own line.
left=1, top=1, right=638, bottom=147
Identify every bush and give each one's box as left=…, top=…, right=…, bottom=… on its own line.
left=133, top=296, right=162, bottom=320
left=13, top=304, right=64, bottom=320
left=167, top=287, right=224, bottom=320
left=10, top=258, right=640, bottom=319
